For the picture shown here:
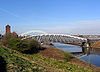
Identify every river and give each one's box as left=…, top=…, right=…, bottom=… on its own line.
left=53, top=43, right=100, bottom=67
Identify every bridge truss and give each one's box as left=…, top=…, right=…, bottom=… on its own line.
left=20, top=30, right=87, bottom=43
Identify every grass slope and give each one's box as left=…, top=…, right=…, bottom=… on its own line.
left=0, top=45, right=94, bottom=72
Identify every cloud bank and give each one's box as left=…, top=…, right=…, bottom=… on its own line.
left=41, top=20, right=100, bottom=35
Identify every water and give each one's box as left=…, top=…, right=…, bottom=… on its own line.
left=80, top=55, right=100, bottom=67
left=53, top=43, right=82, bottom=52
left=53, top=42, right=100, bottom=67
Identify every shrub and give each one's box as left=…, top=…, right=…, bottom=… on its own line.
left=22, top=39, right=41, bottom=53
left=7, top=38, right=20, bottom=48
left=62, top=53, right=73, bottom=62
left=28, top=39, right=40, bottom=50
left=7, top=37, right=28, bottom=52
left=15, top=41, right=29, bottom=52
left=2, top=35, right=41, bottom=53
left=2, top=34, right=12, bottom=46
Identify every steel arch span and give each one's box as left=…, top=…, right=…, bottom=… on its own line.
left=20, top=30, right=87, bottom=43
left=19, top=30, right=48, bottom=36
left=31, top=34, right=87, bottom=43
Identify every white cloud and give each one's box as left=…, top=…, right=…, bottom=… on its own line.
left=76, top=20, right=100, bottom=27
left=40, top=19, right=100, bottom=35
left=41, top=26, right=73, bottom=34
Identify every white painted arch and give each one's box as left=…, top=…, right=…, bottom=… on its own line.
left=20, top=30, right=87, bottom=41
left=19, top=30, right=48, bottom=36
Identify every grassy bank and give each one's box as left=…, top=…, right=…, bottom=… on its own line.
left=0, top=45, right=42, bottom=72
left=0, top=45, right=95, bottom=72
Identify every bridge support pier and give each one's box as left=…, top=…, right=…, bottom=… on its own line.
left=81, top=42, right=85, bottom=53
left=86, top=43, right=90, bottom=55
left=81, top=41, right=90, bottom=55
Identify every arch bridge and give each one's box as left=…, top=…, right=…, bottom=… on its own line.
left=20, top=30, right=87, bottom=44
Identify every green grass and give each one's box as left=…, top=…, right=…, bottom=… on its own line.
left=62, top=53, right=73, bottom=62
left=0, top=45, right=94, bottom=72
left=0, top=46, right=42, bottom=72
left=22, top=54, right=94, bottom=72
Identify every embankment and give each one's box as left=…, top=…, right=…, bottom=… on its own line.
left=38, top=45, right=100, bottom=71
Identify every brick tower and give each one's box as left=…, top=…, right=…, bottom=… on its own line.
left=6, top=25, right=11, bottom=35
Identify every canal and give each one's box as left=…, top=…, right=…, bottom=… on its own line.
left=53, top=43, right=100, bottom=67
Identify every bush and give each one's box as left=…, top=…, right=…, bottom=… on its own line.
left=7, top=37, right=28, bottom=52
left=16, top=41, right=29, bottom=51
left=62, top=53, right=73, bottom=62
left=2, top=35, right=12, bottom=46
left=28, top=39, right=40, bottom=50
left=22, top=39, right=41, bottom=53
left=2, top=35, right=41, bottom=53
left=7, top=38, right=20, bottom=48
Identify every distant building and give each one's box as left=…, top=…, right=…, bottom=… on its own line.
left=6, top=25, right=11, bottom=35
left=12, top=32, right=18, bottom=38
left=5, top=25, right=18, bottom=38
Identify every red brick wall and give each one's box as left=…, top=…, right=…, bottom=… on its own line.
left=6, top=25, right=11, bottom=35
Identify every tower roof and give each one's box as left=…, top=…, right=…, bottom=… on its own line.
left=6, top=25, right=10, bottom=26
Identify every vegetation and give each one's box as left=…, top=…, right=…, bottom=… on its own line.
left=0, top=45, right=42, bottom=72
left=0, top=35, right=95, bottom=72
left=0, top=45, right=94, bottom=72
left=1, top=35, right=40, bottom=53
left=62, top=53, right=73, bottom=62
left=2, top=34, right=11, bottom=46
left=92, top=42, right=100, bottom=48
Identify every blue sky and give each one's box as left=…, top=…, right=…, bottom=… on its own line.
left=0, top=0, right=100, bottom=35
